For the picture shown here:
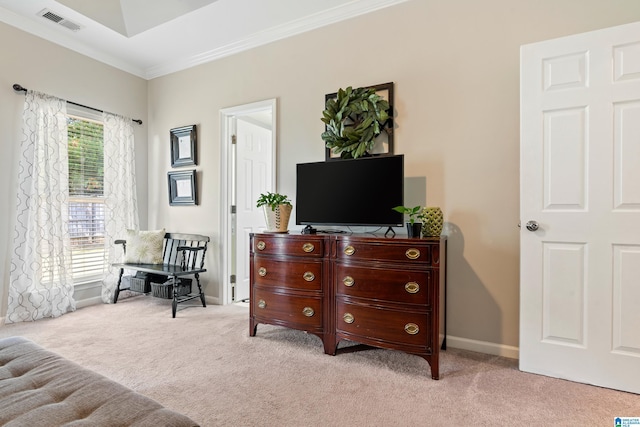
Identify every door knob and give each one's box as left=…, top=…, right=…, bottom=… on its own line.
left=525, top=221, right=539, bottom=232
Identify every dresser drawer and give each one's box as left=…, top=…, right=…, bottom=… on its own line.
left=334, top=264, right=431, bottom=306
left=335, top=238, right=433, bottom=264
left=253, top=289, right=322, bottom=329
left=253, top=258, right=322, bottom=291
left=336, top=300, right=431, bottom=350
left=252, top=235, right=324, bottom=257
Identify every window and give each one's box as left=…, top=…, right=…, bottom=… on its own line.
left=67, top=113, right=105, bottom=282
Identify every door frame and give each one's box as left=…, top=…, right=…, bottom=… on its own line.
left=220, top=99, right=277, bottom=305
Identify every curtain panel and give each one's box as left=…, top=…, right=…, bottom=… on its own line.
left=101, top=112, right=139, bottom=303
left=7, top=91, right=76, bottom=323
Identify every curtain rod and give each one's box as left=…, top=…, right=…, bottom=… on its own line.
left=12, top=84, right=143, bottom=125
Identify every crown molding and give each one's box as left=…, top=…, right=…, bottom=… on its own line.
left=144, top=0, right=411, bottom=79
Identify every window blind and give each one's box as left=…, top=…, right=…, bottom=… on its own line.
left=67, top=115, right=106, bottom=282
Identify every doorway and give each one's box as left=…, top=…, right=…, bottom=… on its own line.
left=220, top=99, right=277, bottom=304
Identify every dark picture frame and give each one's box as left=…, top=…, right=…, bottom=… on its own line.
left=168, top=170, right=197, bottom=206
left=170, top=125, right=197, bottom=167
left=324, top=82, right=394, bottom=161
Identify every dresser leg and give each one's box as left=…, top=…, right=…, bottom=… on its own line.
left=426, top=356, right=439, bottom=380
left=249, top=319, right=257, bottom=337
left=322, top=335, right=337, bottom=355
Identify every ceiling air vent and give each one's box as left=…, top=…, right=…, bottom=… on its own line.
left=37, top=9, right=83, bottom=32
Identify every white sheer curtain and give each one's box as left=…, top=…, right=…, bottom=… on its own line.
left=7, top=91, right=76, bottom=323
left=101, top=112, right=139, bottom=303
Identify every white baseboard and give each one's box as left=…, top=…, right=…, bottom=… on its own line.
left=73, top=294, right=220, bottom=308
left=447, top=335, right=519, bottom=360
left=204, top=295, right=220, bottom=305
left=1, top=294, right=217, bottom=322
left=76, top=297, right=103, bottom=309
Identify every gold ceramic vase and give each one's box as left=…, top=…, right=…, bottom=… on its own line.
left=421, top=207, right=443, bottom=237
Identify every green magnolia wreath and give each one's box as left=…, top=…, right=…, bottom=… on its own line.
left=321, top=86, right=390, bottom=159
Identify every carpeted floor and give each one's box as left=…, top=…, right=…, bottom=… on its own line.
left=0, top=295, right=638, bottom=426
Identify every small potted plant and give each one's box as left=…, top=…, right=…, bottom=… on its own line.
left=392, top=205, right=423, bottom=238
left=256, top=192, right=293, bottom=233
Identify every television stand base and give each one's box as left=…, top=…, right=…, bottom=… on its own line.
left=384, top=227, right=396, bottom=237
left=302, top=225, right=317, bottom=234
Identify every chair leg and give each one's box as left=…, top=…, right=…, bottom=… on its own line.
left=114, top=269, right=124, bottom=303
left=171, top=276, right=178, bottom=318
left=195, top=273, right=206, bottom=307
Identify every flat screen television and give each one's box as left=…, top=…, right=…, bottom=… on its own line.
left=296, top=155, right=404, bottom=229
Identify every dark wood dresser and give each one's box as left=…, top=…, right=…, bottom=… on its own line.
left=249, top=234, right=329, bottom=351
left=249, top=233, right=446, bottom=379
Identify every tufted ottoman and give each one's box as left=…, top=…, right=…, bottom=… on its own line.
left=0, top=336, right=198, bottom=426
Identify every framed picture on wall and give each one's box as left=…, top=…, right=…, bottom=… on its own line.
left=324, top=82, right=394, bottom=161
left=168, top=170, right=197, bottom=205
left=170, top=125, right=197, bottom=167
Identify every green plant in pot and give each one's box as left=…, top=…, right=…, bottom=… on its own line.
left=256, top=192, right=293, bottom=233
left=392, top=205, right=423, bottom=238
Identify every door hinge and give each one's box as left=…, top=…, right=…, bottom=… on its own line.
left=230, top=205, right=236, bottom=214
left=231, top=134, right=237, bottom=145
left=230, top=275, right=236, bottom=301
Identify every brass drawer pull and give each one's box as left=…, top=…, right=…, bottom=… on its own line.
left=303, top=271, right=315, bottom=282
left=257, top=241, right=266, bottom=251
left=257, top=299, right=266, bottom=309
left=342, top=276, right=354, bottom=287
left=404, top=323, right=419, bottom=335
left=258, top=267, right=267, bottom=277
left=302, top=242, right=315, bottom=253
left=405, top=282, right=420, bottom=294
left=405, top=248, right=421, bottom=260
left=302, top=307, right=315, bottom=317
left=344, top=245, right=356, bottom=256
left=343, top=313, right=354, bottom=324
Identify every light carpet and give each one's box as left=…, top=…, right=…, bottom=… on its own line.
left=0, top=295, right=637, bottom=426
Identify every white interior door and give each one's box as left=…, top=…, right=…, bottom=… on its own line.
left=234, top=117, right=273, bottom=301
left=520, top=21, right=640, bottom=394
left=220, top=99, right=276, bottom=305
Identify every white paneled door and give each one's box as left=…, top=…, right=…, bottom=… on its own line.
left=234, top=117, right=273, bottom=302
left=520, top=21, right=640, bottom=394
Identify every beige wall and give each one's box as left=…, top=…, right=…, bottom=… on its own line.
left=2, top=0, right=640, bottom=352
left=0, top=23, right=148, bottom=315
left=148, top=0, right=640, bottom=353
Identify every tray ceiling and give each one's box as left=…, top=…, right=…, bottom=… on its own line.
left=0, top=0, right=409, bottom=79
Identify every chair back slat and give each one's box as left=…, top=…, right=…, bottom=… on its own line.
left=162, top=234, right=209, bottom=269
